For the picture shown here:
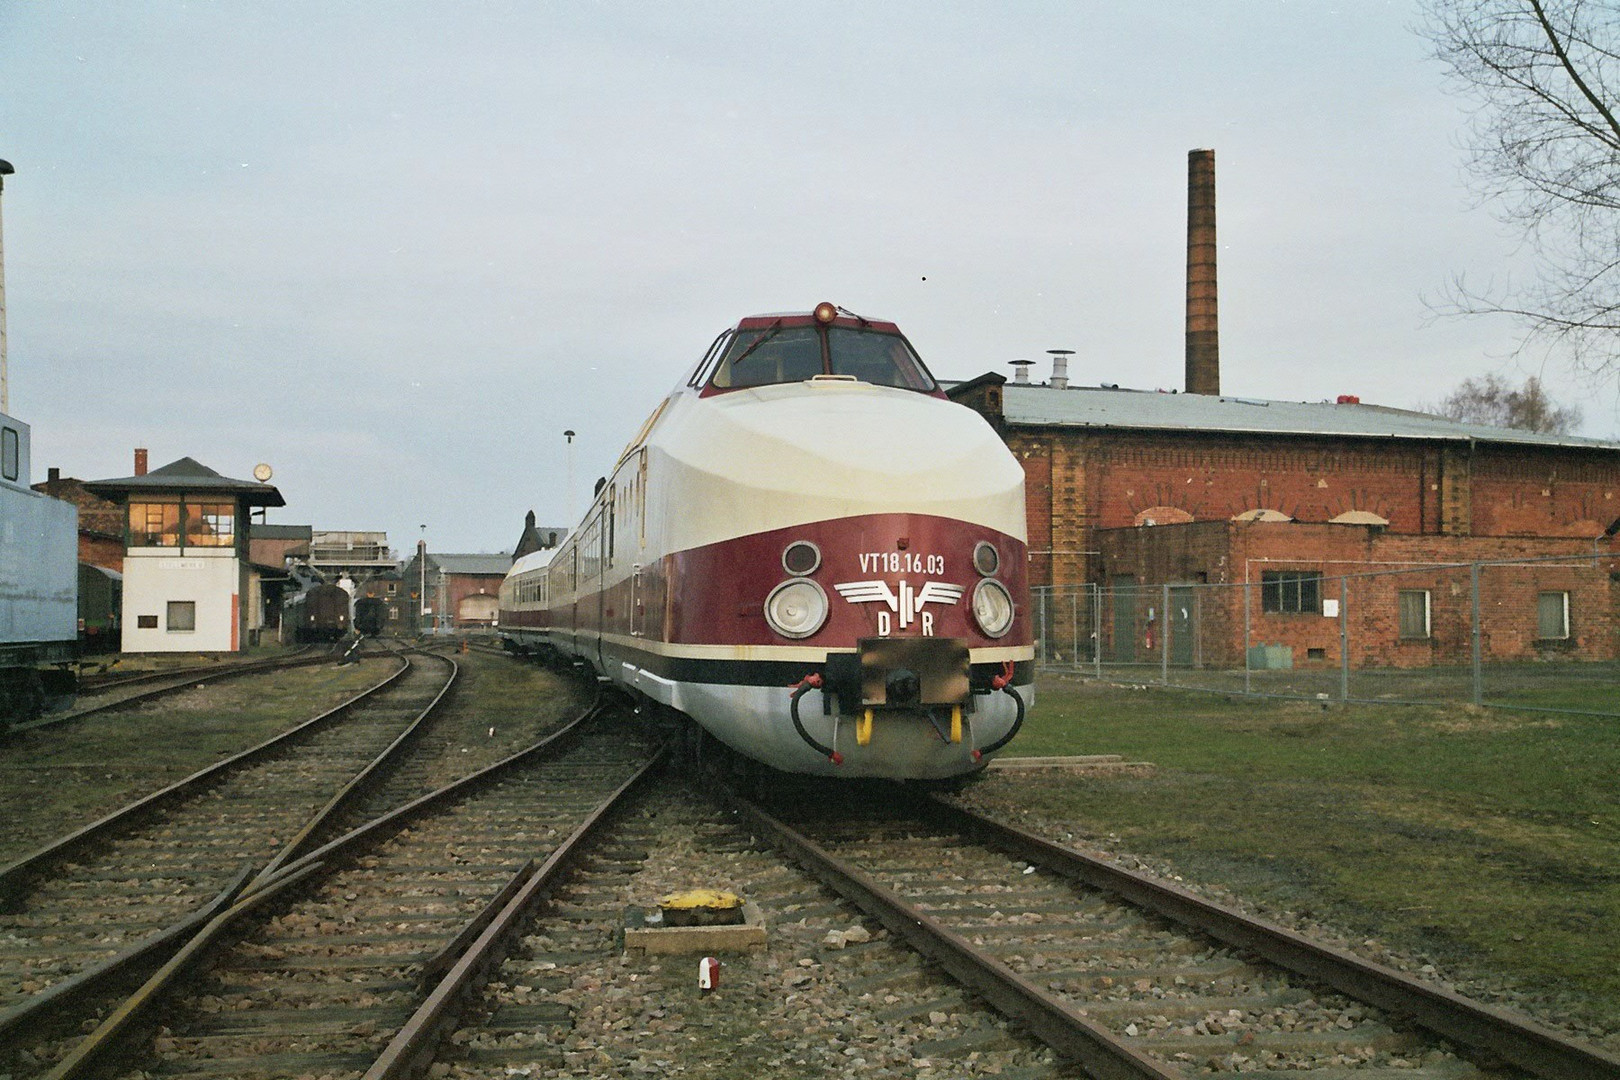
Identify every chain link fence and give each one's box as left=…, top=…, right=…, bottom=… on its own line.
left=1034, top=553, right=1619, bottom=717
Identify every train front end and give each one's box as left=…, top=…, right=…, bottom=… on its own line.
left=637, top=304, right=1033, bottom=779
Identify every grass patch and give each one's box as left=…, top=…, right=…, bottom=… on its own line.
left=989, top=675, right=1620, bottom=1027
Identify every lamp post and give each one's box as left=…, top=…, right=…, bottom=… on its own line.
left=418, top=525, right=428, bottom=634
left=0, top=158, right=14, bottom=414
left=564, top=429, right=576, bottom=522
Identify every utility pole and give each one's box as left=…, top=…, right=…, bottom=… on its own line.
left=0, top=159, right=14, bottom=414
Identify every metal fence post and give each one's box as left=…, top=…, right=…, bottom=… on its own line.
left=1037, top=588, right=1048, bottom=666
left=1243, top=578, right=1252, bottom=695
left=1093, top=583, right=1102, bottom=678
left=1162, top=582, right=1171, bottom=686
left=1070, top=588, right=1078, bottom=670
left=1339, top=575, right=1349, bottom=702
left=1470, top=563, right=1483, bottom=705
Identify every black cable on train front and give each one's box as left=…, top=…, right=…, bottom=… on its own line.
left=790, top=673, right=842, bottom=765
left=973, top=663, right=1026, bottom=760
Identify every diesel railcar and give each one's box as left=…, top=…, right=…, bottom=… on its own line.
left=500, top=303, right=1033, bottom=780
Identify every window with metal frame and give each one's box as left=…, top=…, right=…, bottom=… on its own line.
left=1537, top=591, right=1570, bottom=640
left=1260, top=570, right=1322, bottom=614
left=167, top=600, right=197, bottom=632
left=1397, top=590, right=1431, bottom=640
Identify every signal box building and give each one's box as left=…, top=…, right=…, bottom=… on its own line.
left=85, top=451, right=285, bottom=653
left=948, top=371, right=1620, bottom=668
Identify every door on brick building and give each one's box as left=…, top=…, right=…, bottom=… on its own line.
left=1111, top=575, right=1137, bottom=664
left=458, top=594, right=498, bottom=627
left=1169, top=586, right=1195, bottom=667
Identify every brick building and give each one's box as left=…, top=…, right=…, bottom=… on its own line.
left=399, top=543, right=512, bottom=630
left=31, top=467, right=124, bottom=571
left=948, top=373, right=1620, bottom=668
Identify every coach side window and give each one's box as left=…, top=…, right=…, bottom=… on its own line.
left=1, top=427, right=17, bottom=482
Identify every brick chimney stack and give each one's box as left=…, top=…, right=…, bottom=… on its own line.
left=134, top=448, right=148, bottom=476
left=1185, top=148, right=1220, bottom=396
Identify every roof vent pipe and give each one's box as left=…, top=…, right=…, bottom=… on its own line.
left=1008, top=359, right=1033, bottom=384
left=1047, top=349, right=1073, bottom=390
left=1186, top=148, right=1220, bottom=396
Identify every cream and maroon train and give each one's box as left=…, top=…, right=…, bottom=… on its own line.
left=499, top=303, right=1032, bottom=779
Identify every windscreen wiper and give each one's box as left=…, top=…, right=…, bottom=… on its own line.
left=728, top=319, right=784, bottom=369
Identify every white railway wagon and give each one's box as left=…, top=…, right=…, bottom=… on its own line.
left=1, top=410, right=78, bottom=724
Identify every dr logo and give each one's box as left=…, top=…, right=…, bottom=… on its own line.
left=833, top=579, right=964, bottom=636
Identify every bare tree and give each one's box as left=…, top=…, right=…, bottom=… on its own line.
left=1423, top=372, right=1583, bottom=431
left=1420, top=0, right=1620, bottom=373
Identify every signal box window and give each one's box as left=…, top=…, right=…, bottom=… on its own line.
left=1261, top=570, right=1321, bottom=614
left=186, top=503, right=235, bottom=547
left=1397, top=590, right=1431, bottom=640
left=131, top=502, right=182, bottom=547
left=167, top=601, right=197, bottom=632
left=1537, top=591, right=1570, bottom=640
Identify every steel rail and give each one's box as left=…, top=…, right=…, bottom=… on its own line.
left=0, top=865, right=252, bottom=1041
left=922, top=796, right=1620, bottom=1080
left=364, top=748, right=667, bottom=1080
left=247, top=649, right=460, bottom=887
left=40, top=859, right=330, bottom=1080
left=0, top=654, right=441, bottom=1046
left=75, top=644, right=321, bottom=691
left=724, top=791, right=1182, bottom=1080
left=0, top=652, right=411, bottom=907
left=23, top=648, right=339, bottom=732
left=42, top=694, right=618, bottom=1079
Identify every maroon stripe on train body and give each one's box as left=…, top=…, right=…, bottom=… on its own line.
left=665, top=513, right=1029, bottom=648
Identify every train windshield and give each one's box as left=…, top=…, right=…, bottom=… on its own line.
left=706, top=325, right=937, bottom=392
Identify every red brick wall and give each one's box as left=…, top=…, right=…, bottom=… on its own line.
left=1096, top=521, right=1618, bottom=667
left=1002, top=427, right=1618, bottom=588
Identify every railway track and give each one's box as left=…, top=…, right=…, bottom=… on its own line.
left=727, top=788, right=1620, bottom=1080
left=0, top=649, right=458, bottom=1073
left=23, top=645, right=339, bottom=733
left=56, top=708, right=660, bottom=1079
left=367, top=782, right=1086, bottom=1079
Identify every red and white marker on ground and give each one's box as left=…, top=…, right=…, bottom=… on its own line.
left=697, top=956, right=720, bottom=992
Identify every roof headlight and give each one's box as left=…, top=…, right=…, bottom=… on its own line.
left=765, top=578, right=829, bottom=639
left=970, top=579, right=1015, bottom=638
left=813, top=301, right=838, bottom=324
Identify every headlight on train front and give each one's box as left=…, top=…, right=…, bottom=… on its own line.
left=765, top=578, right=829, bottom=639
left=970, top=579, right=1015, bottom=638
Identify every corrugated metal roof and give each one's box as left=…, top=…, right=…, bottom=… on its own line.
left=997, top=384, right=1620, bottom=450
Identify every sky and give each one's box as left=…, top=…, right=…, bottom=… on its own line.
left=3, top=1, right=1617, bottom=554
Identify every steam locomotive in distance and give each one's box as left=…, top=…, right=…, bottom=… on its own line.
left=500, top=304, right=1033, bottom=780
